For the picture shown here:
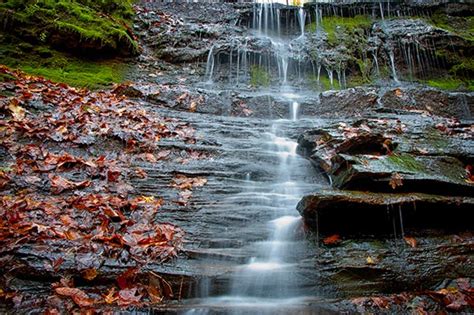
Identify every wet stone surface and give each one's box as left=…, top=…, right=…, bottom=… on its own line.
left=1, top=1, right=473, bottom=314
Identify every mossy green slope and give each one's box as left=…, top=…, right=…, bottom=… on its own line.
left=0, top=0, right=137, bottom=89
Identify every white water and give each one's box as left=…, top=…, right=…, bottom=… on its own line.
left=189, top=3, right=316, bottom=313
left=205, top=45, right=215, bottom=83
left=298, top=7, right=306, bottom=38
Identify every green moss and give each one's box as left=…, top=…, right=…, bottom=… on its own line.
left=423, top=77, right=474, bottom=92
left=0, top=39, right=128, bottom=89
left=0, top=0, right=138, bottom=55
left=384, top=154, right=425, bottom=173
left=308, top=74, right=340, bottom=91
left=308, top=15, right=372, bottom=46
left=250, top=65, right=270, bottom=87
left=429, top=12, right=474, bottom=42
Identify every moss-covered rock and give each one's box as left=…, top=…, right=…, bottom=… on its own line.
left=0, top=0, right=138, bottom=56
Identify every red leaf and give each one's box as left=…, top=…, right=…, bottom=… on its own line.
left=117, top=267, right=139, bottom=290
left=323, top=234, right=341, bottom=245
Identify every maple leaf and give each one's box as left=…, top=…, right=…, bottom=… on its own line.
left=389, top=172, right=403, bottom=190
left=55, top=287, right=94, bottom=307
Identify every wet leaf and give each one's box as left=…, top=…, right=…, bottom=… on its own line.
left=322, top=234, right=341, bottom=245
left=389, top=172, right=403, bottom=190
left=8, top=99, right=26, bottom=120
left=55, top=287, right=94, bottom=307
left=404, top=236, right=417, bottom=248
left=49, top=174, right=91, bottom=194
left=82, top=268, right=98, bottom=281
left=117, top=287, right=142, bottom=306
left=103, top=287, right=117, bottom=304
left=117, top=267, right=139, bottom=290
left=366, top=256, right=376, bottom=265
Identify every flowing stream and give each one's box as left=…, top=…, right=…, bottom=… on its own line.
left=184, top=2, right=326, bottom=314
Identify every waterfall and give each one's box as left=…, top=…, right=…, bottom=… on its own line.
left=298, top=7, right=306, bottom=38
left=205, top=45, right=215, bottom=83
left=291, top=101, right=299, bottom=121
left=389, top=50, right=399, bottom=83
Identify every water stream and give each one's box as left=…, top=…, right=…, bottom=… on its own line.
left=185, top=1, right=322, bottom=313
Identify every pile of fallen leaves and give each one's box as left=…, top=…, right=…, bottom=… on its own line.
left=0, top=66, right=196, bottom=151
left=0, top=66, right=200, bottom=309
left=351, top=278, right=474, bottom=313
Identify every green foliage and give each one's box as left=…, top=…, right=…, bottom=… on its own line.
left=250, top=66, right=270, bottom=87
left=0, top=0, right=138, bottom=55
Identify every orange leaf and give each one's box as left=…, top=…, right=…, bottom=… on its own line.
left=82, top=268, right=98, bottom=281
left=404, top=236, right=417, bottom=248
left=323, top=234, right=341, bottom=245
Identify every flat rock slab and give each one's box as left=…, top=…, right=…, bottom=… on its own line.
left=297, top=114, right=474, bottom=195
left=297, top=189, right=474, bottom=236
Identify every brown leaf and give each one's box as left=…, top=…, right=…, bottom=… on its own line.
left=55, top=287, right=94, bottom=307
left=189, top=101, right=197, bottom=112
left=82, top=268, right=98, bottom=281
left=145, top=153, right=157, bottom=163
left=49, top=174, right=91, bottom=194
left=8, top=99, right=26, bottom=120
left=404, top=236, right=417, bottom=248
left=117, top=267, right=139, bottom=290
left=135, top=167, right=148, bottom=179
left=107, top=167, right=121, bottom=183
left=389, top=172, right=403, bottom=190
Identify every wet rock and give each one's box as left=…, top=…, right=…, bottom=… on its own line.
left=380, top=87, right=474, bottom=119
left=297, top=114, right=474, bottom=194
left=297, top=189, right=474, bottom=236
left=318, top=88, right=379, bottom=117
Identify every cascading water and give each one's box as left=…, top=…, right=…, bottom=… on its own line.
left=186, top=2, right=323, bottom=313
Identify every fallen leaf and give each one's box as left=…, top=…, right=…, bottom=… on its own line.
left=117, top=288, right=142, bottom=306
left=55, top=287, right=94, bottom=307
left=103, top=287, right=117, bottom=304
left=404, top=236, right=417, bottom=248
left=366, top=256, right=376, bottom=265
left=49, top=174, right=91, bottom=194
left=8, top=99, right=26, bottom=120
left=323, top=234, right=341, bottom=245
left=82, top=268, right=98, bottom=281
left=389, top=172, right=403, bottom=190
